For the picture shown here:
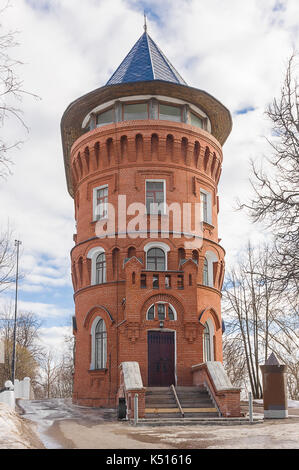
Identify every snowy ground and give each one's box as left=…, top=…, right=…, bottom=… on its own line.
left=0, top=402, right=44, bottom=449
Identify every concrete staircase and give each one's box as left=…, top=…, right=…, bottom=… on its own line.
left=144, top=386, right=219, bottom=420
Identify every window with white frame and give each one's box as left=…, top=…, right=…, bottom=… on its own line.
left=95, top=318, right=107, bottom=369
left=203, top=319, right=214, bottom=362
left=90, top=316, right=107, bottom=370
left=203, top=257, right=209, bottom=286
left=203, top=250, right=218, bottom=288
left=146, top=180, right=165, bottom=214
left=96, top=253, right=106, bottom=284
left=93, top=185, right=108, bottom=221
left=200, top=189, right=212, bottom=225
left=146, top=302, right=177, bottom=321
left=203, top=322, right=211, bottom=361
left=147, top=248, right=166, bottom=271
left=87, top=247, right=106, bottom=285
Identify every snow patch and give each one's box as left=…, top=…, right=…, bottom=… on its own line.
left=0, top=403, right=35, bottom=449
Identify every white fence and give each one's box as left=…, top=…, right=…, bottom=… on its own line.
left=0, top=377, right=31, bottom=410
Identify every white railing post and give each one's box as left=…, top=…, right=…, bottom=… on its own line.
left=134, top=394, right=138, bottom=426
left=249, top=391, right=253, bottom=423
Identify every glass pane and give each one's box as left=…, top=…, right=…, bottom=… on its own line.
left=97, top=109, right=114, bottom=127
left=146, top=182, right=163, bottom=191
left=153, top=275, right=159, bottom=289
left=200, top=192, right=208, bottom=222
left=157, top=304, right=166, bottom=320
left=148, top=305, right=155, bottom=320
left=203, top=258, right=209, bottom=285
left=159, top=104, right=181, bottom=122
left=124, top=103, right=148, bottom=120
left=190, top=112, right=203, bottom=128
left=168, top=305, right=174, bottom=320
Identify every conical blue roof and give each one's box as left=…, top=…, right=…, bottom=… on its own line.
left=106, top=32, right=187, bottom=86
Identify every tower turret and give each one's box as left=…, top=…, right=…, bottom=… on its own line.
left=61, top=28, right=236, bottom=413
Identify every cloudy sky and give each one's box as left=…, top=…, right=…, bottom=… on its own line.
left=0, top=0, right=298, bottom=354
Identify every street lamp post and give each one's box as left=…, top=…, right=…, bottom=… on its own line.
left=11, top=240, right=22, bottom=384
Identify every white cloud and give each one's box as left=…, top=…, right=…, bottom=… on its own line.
left=38, top=325, right=73, bottom=358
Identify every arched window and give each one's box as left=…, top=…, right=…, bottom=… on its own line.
left=147, top=248, right=165, bottom=271
left=203, top=258, right=209, bottom=286
left=146, top=303, right=177, bottom=321
left=203, top=322, right=211, bottom=362
left=95, top=319, right=107, bottom=369
left=96, top=253, right=106, bottom=284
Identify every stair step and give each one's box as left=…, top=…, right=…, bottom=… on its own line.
left=145, top=408, right=181, bottom=414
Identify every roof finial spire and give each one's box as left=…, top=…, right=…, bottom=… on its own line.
left=144, top=11, right=147, bottom=33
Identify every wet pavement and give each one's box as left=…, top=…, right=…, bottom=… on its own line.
left=17, top=398, right=299, bottom=449
left=18, top=398, right=117, bottom=449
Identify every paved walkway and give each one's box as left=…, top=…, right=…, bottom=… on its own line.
left=17, top=399, right=299, bottom=449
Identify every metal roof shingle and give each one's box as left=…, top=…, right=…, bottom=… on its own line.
left=106, top=32, right=187, bottom=86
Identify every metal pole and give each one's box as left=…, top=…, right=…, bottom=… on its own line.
left=249, top=391, right=253, bottom=424
left=11, top=240, right=21, bottom=384
left=134, top=394, right=138, bottom=426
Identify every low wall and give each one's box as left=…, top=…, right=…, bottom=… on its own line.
left=192, top=362, right=241, bottom=417
left=118, top=362, right=146, bottom=420
left=0, top=377, right=31, bottom=410
left=14, top=377, right=31, bottom=400
left=0, top=381, right=15, bottom=410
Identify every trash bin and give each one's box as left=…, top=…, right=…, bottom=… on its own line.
left=118, top=398, right=127, bottom=420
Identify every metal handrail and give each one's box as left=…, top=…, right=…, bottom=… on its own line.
left=171, top=384, right=184, bottom=418
left=203, top=380, right=221, bottom=417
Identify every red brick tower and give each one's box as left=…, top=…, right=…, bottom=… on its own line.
left=61, top=28, right=238, bottom=414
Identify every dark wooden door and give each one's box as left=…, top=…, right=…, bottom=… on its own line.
left=148, top=331, right=175, bottom=386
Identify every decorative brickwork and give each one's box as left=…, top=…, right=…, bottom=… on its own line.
left=62, top=31, right=239, bottom=417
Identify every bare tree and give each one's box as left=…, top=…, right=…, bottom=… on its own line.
left=239, top=54, right=299, bottom=296
left=0, top=0, right=39, bottom=177
left=34, top=336, right=74, bottom=399
left=0, top=224, right=16, bottom=293
left=0, top=306, right=44, bottom=383
left=223, top=242, right=298, bottom=399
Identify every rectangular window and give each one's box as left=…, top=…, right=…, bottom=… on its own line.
left=153, top=275, right=159, bottom=289
left=159, top=104, right=181, bottom=122
left=177, top=274, right=184, bottom=290
left=93, top=185, right=108, bottom=221
left=146, top=180, right=165, bottom=214
left=96, top=108, right=114, bottom=127
left=190, top=112, right=203, bottom=129
left=157, top=304, right=166, bottom=321
left=165, top=275, right=171, bottom=289
left=124, top=103, right=148, bottom=121
left=200, top=190, right=212, bottom=225
left=141, top=274, right=147, bottom=289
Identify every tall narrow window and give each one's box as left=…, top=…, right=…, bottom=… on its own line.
left=147, top=248, right=166, bottom=271
left=94, top=185, right=108, bottom=220
left=95, top=319, right=107, bottom=369
left=203, top=323, right=211, bottom=362
left=147, top=305, right=155, bottom=320
left=200, top=191, right=208, bottom=223
left=157, top=303, right=166, bottom=321
left=96, top=253, right=106, bottom=284
left=146, top=181, right=165, bottom=214
left=203, top=258, right=209, bottom=286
